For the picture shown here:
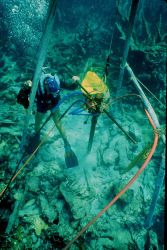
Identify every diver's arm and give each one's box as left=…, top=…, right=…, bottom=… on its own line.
left=59, top=75, right=79, bottom=90
left=16, top=80, right=32, bottom=109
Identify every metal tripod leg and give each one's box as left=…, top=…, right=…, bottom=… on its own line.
left=87, top=115, right=99, bottom=154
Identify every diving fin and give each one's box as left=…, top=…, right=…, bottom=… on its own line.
left=64, top=141, right=78, bottom=168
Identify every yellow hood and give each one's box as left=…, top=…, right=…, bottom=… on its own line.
left=81, top=71, right=108, bottom=95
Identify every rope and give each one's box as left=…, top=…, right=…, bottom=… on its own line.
left=0, top=112, right=54, bottom=201
left=136, top=77, right=166, bottom=109
left=63, top=109, right=158, bottom=250
left=109, top=93, right=142, bottom=104
left=0, top=100, right=81, bottom=200
left=0, top=128, right=53, bottom=199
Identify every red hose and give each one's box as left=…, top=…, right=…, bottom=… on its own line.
left=63, top=109, right=159, bottom=250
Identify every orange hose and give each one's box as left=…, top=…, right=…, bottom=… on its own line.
left=63, top=108, right=159, bottom=250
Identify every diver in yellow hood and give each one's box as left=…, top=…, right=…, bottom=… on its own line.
left=73, top=71, right=110, bottom=153
left=74, top=71, right=110, bottom=114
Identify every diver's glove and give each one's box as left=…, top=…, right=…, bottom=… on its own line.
left=17, top=84, right=31, bottom=109
left=60, top=75, right=80, bottom=90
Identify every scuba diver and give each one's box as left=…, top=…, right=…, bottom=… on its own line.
left=17, top=73, right=79, bottom=167
left=79, top=71, right=137, bottom=153
left=76, top=71, right=110, bottom=153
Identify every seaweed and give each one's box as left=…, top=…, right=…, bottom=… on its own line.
left=123, top=143, right=152, bottom=173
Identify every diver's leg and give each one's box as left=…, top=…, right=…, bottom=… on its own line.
left=35, top=112, right=44, bottom=133
left=51, top=109, right=68, bottom=143
left=52, top=109, right=78, bottom=168
left=26, top=111, right=43, bottom=153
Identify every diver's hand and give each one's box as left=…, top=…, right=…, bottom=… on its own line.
left=72, top=76, right=80, bottom=82
left=24, top=80, right=32, bottom=87
left=17, top=81, right=32, bottom=109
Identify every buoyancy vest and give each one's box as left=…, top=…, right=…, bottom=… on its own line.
left=36, top=73, right=60, bottom=108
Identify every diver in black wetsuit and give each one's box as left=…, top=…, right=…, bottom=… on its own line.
left=17, top=73, right=79, bottom=167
